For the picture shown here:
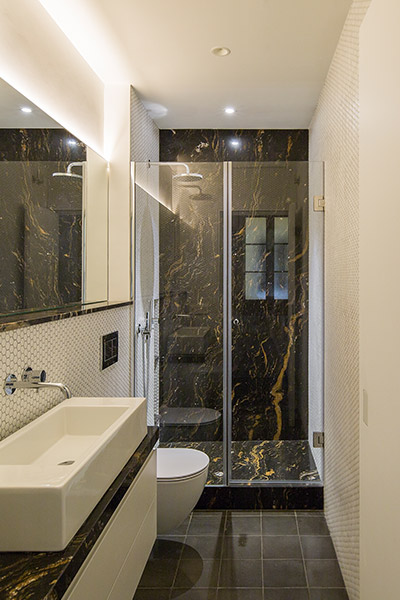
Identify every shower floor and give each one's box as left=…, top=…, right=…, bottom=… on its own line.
left=162, top=439, right=320, bottom=485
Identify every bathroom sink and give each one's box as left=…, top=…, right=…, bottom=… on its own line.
left=0, top=396, right=146, bottom=551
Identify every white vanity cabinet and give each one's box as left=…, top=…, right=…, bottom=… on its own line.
left=63, top=451, right=156, bottom=600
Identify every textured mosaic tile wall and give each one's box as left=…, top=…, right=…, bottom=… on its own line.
left=130, top=87, right=160, bottom=426
left=0, top=306, right=131, bottom=440
left=309, top=2, right=371, bottom=598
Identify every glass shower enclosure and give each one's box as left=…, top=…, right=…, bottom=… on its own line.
left=133, top=160, right=324, bottom=487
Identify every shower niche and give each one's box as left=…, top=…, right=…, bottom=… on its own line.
left=133, top=160, right=324, bottom=492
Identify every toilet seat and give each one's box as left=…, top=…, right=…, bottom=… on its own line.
left=157, top=448, right=209, bottom=482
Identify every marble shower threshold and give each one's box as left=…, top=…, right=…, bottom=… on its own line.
left=162, top=440, right=321, bottom=486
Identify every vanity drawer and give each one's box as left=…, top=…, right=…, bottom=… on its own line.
left=64, top=451, right=156, bottom=600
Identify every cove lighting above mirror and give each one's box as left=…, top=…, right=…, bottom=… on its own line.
left=0, top=78, right=109, bottom=320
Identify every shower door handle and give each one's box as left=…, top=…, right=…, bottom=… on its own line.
left=232, top=318, right=240, bottom=326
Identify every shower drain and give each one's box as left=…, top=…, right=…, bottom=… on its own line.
left=58, top=460, right=75, bottom=466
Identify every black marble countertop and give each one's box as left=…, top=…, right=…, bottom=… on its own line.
left=0, top=301, right=133, bottom=333
left=0, top=427, right=158, bottom=600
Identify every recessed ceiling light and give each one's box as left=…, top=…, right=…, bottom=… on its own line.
left=231, top=140, right=240, bottom=147
left=211, top=46, right=231, bottom=57
left=224, top=107, right=236, bottom=115
left=21, top=107, right=32, bottom=113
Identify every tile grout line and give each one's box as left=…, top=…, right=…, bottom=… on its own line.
left=168, top=512, right=192, bottom=599
left=260, top=510, right=265, bottom=600
left=295, top=510, right=311, bottom=600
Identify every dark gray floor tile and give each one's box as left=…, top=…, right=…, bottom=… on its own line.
left=182, top=536, right=223, bottom=560
left=226, top=510, right=261, bottom=517
left=219, top=559, right=263, bottom=588
left=151, top=537, right=186, bottom=559
left=263, top=559, right=307, bottom=587
left=261, top=510, right=295, bottom=517
left=296, top=510, right=324, bottom=517
left=193, top=510, right=226, bottom=518
left=222, top=535, right=261, bottom=559
left=262, top=516, right=298, bottom=535
left=301, top=536, right=337, bottom=559
left=309, top=590, right=349, bottom=600
left=133, top=589, right=171, bottom=600
left=188, top=514, right=226, bottom=536
left=138, top=558, right=179, bottom=588
left=217, top=589, right=263, bottom=600
left=306, top=560, right=345, bottom=587
left=174, top=559, right=219, bottom=589
left=164, top=516, right=191, bottom=536
left=171, top=589, right=217, bottom=599
left=225, top=516, right=261, bottom=536
left=297, top=516, right=329, bottom=536
left=262, top=535, right=302, bottom=558
left=263, top=590, right=309, bottom=600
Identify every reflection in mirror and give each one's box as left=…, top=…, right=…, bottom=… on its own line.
left=0, top=78, right=108, bottom=318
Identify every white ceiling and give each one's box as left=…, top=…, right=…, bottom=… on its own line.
left=41, top=0, right=352, bottom=129
left=0, top=78, right=61, bottom=128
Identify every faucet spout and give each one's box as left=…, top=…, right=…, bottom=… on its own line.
left=3, top=368, right=72, bottom=400
left=33, top=382, right=72, bottom=399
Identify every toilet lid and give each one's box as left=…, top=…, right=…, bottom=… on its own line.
left=157, top=448, right=210, bottom=480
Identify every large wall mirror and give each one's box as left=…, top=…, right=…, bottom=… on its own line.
left=0, top=78, right=108, bottom=319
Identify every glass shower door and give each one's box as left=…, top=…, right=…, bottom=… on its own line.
left=134, top=162, right=226, bottom=486
left=228, top=162, right=321, bottom=484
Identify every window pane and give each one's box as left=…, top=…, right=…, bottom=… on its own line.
left=246, top=217, right=266, bottom=243
left=274, top=272, right=288, bottom=300
left=274, top=244, right=288, bottom=271
left=245, top=244, right=266, bottom=271
left=246, top=272, right=267, bottom=300
left=274, top=217, right=288, bottom=243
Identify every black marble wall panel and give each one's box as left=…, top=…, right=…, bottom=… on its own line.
left=196, top=484, right=323, bottom=510
left=158, top=165, right=224, bottom=444
left=160, top=129, right=308, bottom=163
left=157, top=130, right=313, bottom=487
left=230, top=162, right=309, bottom=442
left=0, top=129, right=85, bottom=162
left=0, top=129, right=85, bottom=315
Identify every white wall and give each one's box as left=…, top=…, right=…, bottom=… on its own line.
left=84, top=148, right=109, bottom=304
left=359, top=1, right=400, bottom=597
left=0, top=0, right=104, bottom=154
left=105, top=84, right=132, bottom=303
left=309, top=2, right=370, bottom=598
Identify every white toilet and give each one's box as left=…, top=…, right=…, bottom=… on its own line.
left=156, top=448, right=209, bottom=534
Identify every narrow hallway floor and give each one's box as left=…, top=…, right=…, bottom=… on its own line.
left=134, top=510, right=348, bottom=600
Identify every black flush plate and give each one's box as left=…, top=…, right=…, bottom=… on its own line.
left=102, top=331, right=119, bottom=370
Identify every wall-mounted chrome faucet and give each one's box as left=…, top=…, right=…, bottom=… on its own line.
left=137, top=311, right=151, bottom=339
left=4, top=367, right=72, bottom=400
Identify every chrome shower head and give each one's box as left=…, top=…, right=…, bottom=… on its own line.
left=173, top=172, right=203, bottom=183
left=147, top=161, right=203, bottom=183
left=52, top=162, right=83, bottom=180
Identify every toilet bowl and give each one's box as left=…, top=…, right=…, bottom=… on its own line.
left=157, top=448, right=209, bottom=534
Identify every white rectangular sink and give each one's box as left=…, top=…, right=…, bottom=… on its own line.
left=0, top=396, right=147, bottom=551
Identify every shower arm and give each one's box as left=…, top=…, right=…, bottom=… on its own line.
left=147, top=161, right=190, bottom=174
